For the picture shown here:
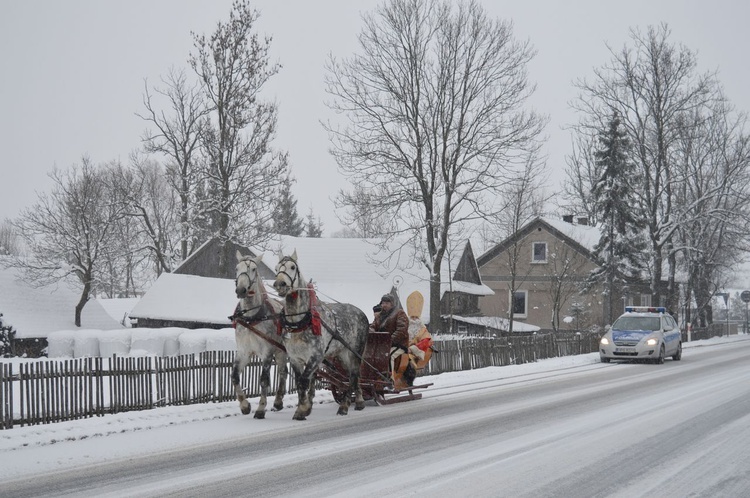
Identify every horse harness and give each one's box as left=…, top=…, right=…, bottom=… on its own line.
left=278, top=282, right=322, bottom=336
left=230, top=296, right=287, bottom=353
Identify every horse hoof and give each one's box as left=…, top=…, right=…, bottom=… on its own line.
left=273, top=401, right=284, bottom=411
left=253, top=411, right=266, bottom=419
left=337, top=407, right=349, bottom=416
left=240, top=404, right=251, bottom=415
left=354, top=402, right=365, bottom=411
left=293, top=413, right=307, bottom=421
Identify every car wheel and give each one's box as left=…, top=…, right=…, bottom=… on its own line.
left=654, top=344, right=665, bottom=364
left=601, top=357, right=610, bottom=363
left=672, top=342, right=682, bottom=361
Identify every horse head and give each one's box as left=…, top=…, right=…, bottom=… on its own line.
left=235, top=250, right=264, bottom=300
left=273, top=249, right=303, bottom=298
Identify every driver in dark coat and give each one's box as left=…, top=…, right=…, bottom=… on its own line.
left=370, top=293, right=409, bottom=351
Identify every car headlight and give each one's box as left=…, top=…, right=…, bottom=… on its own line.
left=600, top=337, right=610, bottom=345
left=646, top=338, right=658, bottom=346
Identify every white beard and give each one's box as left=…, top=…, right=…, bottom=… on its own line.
left=408, top=317, right=423, bottom=342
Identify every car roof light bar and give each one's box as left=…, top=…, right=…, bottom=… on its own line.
left=624, top=306, right=667, bottom=313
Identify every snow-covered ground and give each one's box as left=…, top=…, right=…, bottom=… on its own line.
left=2, top=334, right=747, bottom=491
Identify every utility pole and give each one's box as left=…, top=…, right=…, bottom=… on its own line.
left=740, top=291, right=750, bottom=334
left=717, top=292, right=729, bottom=337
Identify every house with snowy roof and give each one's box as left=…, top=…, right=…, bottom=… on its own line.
left=477, top=216, right=659, bottom=333
left=0, top=259, right=124, bottom=355
left=129, top=235, right=497, bottom=334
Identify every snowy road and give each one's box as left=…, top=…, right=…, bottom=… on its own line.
left=3, top=336, right=750, bottom=497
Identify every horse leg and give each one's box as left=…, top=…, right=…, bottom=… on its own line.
left=353, top=369, right=365, bottom=411
left=232, top=356, right=251, bottom=415
left=273, top=354, right=288, bottom=411
left=293, top=373, right=311, bottom=420
left=306, top=377, right=316, bottom=415
left=254, top=357, right=273, bottom=419
left=336, top=384, right=351, bottom=416
left=293, top=362, right=317, bottom=420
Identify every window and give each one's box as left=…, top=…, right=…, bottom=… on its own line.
left=532, top=242, right=547, bottom=263
left=512, top=290, right=528, bottom=318
left=640, top=294, right=651, bottom=307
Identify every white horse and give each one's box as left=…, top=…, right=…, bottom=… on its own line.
left=232, top=251, right=288, bottom=419
left=273, top=250, right=369, bottom=420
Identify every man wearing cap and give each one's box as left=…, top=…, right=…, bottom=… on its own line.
left=371, top=294, right=409, bottom=348
left=370, top=294, right=410, bottom=378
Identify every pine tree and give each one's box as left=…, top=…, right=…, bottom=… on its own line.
left=272, top=178, right=304, bottom=236
left=305, top=207, right=324, bottom=238
left=587, top=112, right=646, bottom=322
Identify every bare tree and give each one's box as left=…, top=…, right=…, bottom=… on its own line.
left=325, top=0, right=546, bottom=329
left=572, top=24, right=717, bottom=309
left=190, top=0, right=289, bottom=274
left=0, top=220, right=21, bottom=256
left=10, top=157, right=126, bottom=326
left=673, top=98, right=750, bottom=326
left=138, top=67, right=208, bottom=261
left=544, top=238, right=591, bottom=332
left=111, top=154, right=181, bottom=278
left=561, top=132, right=600, bottom=226
left=337, top=185, right=390, bottom=238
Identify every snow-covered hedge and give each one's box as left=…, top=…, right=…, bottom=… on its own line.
left=47, top=327, right=237, bottom=358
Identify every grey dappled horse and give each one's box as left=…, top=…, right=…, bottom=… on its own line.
left=232, top=251, right=289, bottom=419
left=273, top=250, right=369, bottom=420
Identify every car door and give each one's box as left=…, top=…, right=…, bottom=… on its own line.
left=662, top=315, right=678, bottom=355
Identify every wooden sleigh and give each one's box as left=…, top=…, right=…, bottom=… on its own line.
left=317, top=291, right=434, bottom=405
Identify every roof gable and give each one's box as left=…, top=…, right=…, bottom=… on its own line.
left=477, top=217, right=599, bottom=267
left=174, top=239, right=275, bottom=279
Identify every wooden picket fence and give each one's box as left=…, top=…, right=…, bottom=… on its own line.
left=0, top=332, right=602, bottom=430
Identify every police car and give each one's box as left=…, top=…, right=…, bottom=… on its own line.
left=599, top=306, right=682, bottom=364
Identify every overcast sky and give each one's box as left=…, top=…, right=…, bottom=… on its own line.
left=2, top=0, right=749, bottom=234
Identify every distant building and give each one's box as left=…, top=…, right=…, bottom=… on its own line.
left=0, top=259, right=124, bottom=355
left=477, top=216, right=660, bottom=333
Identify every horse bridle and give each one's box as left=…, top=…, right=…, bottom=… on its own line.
left=275, top=256, right=301, bottom=291
left=236, top=260, right=259, bottom=293
left=233, top=259, right=276, bottom=323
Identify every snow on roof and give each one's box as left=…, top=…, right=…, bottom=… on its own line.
left=541, top=217, right=601, bottom=251
left=257, top=235, right=493, bottom=323
left=129, top=273, right=236, bottom=326
left=0, top=260, right=124, bottom=338
left=129, top=236, right=493, bottom=326
left=97, top=298, right=140, bottom=327
left=449, top=315, right=541, bottom=333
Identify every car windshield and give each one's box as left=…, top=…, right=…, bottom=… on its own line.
left=612, top=316, right=661, bottom=331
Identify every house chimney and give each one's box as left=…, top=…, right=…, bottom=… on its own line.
left=563, top=214, right=573, bottom=223
left=577, top=217, right=589, bottom=226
